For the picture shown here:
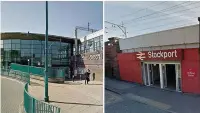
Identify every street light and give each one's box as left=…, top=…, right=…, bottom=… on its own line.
left=44, top=1, right=49, bottom=102
left=27, top=59, right=30, bottom=85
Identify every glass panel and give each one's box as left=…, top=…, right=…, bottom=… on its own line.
left=15, top=44, right=20, bottom=49
left=33, top=40, right=42, bottom=45
left=33, top=44, right=41, bottom=49
left=11, top=39, right=20, bottom=43
left=21, top=49, right=31, bottom=54
left=4, top=40, right=11, bottom=43
left=33, top=48, right=42, bottom=54
left=4, top=43, right=11, bottom=49
left=21, top=40, right=31, bottom=44
left=21, top=44, right=30, bottom=48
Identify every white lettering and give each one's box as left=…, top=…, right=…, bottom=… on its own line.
left=168, top=52, right=172, bottom=58
left=148, top=52, right=151, bottom=58
left=174, top=50, right=177, bottom=57
left=147, top=50, right=178, bottom=59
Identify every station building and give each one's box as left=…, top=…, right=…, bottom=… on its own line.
left=0, top=32, right=77, bottom=79
left=117, top=25, right=200, bottom=94
left=75, top=29, right=103, bottom=81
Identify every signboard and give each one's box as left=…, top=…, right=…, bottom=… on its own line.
left=187, top=68, right=196, bottom=77
left=135, top=49, right=183, bottom=61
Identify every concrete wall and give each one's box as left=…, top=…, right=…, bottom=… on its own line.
left=119, top=25, right=199, bottom=50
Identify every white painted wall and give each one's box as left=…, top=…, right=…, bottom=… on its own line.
left=80, top=29, right=103, bottom=42
left=119, top=24, right=199, bottom=51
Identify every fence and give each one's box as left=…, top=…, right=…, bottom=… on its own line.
left=10, top=63, right=65, bottom=79
left=24, top=83, right=61, bottom=113
left=1, top=67, right=61, bottom=113
left=1, top=68, right=30, bottom=83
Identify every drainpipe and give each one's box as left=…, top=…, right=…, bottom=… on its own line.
left=198, top=17, right=200, bottom=93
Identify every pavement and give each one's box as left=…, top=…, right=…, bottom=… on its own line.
left=29, top=78, right=103, bottom=113
left=105, top=77, right=200, bottom=113
left=1, top=76, right=24, bottom=113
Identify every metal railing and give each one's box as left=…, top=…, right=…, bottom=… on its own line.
left=24, top=83, right=60, bottom=113
left=1, top=68, right=61, bottom=113
left=1, top=68, right=30, bottom=83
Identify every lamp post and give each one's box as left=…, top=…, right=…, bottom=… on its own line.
left=28, top=59, right=30, bottom=85
left=44, top=1, right=49, bottom=102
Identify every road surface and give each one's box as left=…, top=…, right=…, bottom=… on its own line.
left=1, top=76, right=24, bottom=113
left=105, top=89, right=170, bottom=113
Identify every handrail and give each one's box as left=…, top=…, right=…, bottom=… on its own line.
left=1, top=68, right=61, bottom=113
left=24, top=83, right=61, bottom=113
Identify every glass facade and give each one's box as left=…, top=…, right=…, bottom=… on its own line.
left=1, top=39, right=72, bottom=68
left=79, top=35, right=103, bottom=54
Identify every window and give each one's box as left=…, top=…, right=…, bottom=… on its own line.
left=11, top=39, right=20, bottom=43
left=4, top=43, right=11, bottom=49
left=4, top=40, right=11, bottom=44
left=21, top=44, right=30, bottom=49
left=33, top=40, right=42, bottom=45
left=21, top=40, right=31, bottom=44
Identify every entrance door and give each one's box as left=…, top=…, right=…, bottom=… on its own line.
left=159, top=64, right=167, bottom=89
left=162, top=64, right=167, bottom=88
left=142, top=63, right=150, bottom=86
left=175, top=64, right=181, bottom=91
left=149, top=64, right=154, bottom=85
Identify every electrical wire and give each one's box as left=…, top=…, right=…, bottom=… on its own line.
left=134, top=19, right=198, bottom=32
left=108, top=1, right=168, bottom=22
left=123, top=1, right=193, bottom=24
left=125, top=2, right=200, bottom=26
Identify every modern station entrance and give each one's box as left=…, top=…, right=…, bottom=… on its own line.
left=142, top=62, right=181, bottom=92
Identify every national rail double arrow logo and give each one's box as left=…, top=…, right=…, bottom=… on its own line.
left=136, top=52, right=146, bottom=60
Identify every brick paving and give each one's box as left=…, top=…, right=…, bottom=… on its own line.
left=29, top=79, right=103, bottom=113
left=1, top=76, right=24, bottom=113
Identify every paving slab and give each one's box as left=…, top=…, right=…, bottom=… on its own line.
left=29, top=79, right=103, bottom=113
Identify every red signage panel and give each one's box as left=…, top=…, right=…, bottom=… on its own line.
left=134, top=49, right=183, bottom=61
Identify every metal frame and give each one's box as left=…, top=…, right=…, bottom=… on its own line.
left=142, top=61, right=182, bottom=92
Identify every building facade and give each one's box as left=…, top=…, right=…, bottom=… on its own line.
left=75, top=30, right=103, bottom=81
left=105, top=37, right=121, bottom=79
left=1, top=32, right=75, bottom=79
left=117, top=25, right=200, bottom=94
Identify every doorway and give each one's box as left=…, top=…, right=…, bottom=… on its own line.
left=151, top=64, right=160, bottom=87
left=165, top=64, right=176, bottom=90
left=142, top=62, right=181, bottom=92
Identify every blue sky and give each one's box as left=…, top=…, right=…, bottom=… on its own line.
left=105, top=1, right=200, bottom=41
left=1, top=1, right=103, bottom=38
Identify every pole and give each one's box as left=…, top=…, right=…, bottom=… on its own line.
left=31, top=40, right=33, bottom=66
left=198, top=17, right=200, bottom=85
left=44, top=1, right=49, bottom=102
left=74, top=28, right=78, bottom=80
left=198, top=17, right=200, bottom=54
left=28, top=59, right=30, bottom=85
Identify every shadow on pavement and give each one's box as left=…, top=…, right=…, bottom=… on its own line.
left=49, top=100, right=103, bottom=106
left=87, top=83, right=102, bottom=85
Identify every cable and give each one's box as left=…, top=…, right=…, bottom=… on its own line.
left=134, top=19, right=198, bottom=32
left=106, top=1, right=199, bottom=30
left=128, top=12, right=198, bottom=28
left=108, top=1, right=168, bottom=22
left=123, top=1, right=192, bottom=24
left=135, top=22, right=197, bottom=36
left=125, top=2, right=200, bottom=26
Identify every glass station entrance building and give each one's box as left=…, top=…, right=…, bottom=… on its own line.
left=1, top=32, right=76, bottom=78
left=117, top=25, right=200, bottom=94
